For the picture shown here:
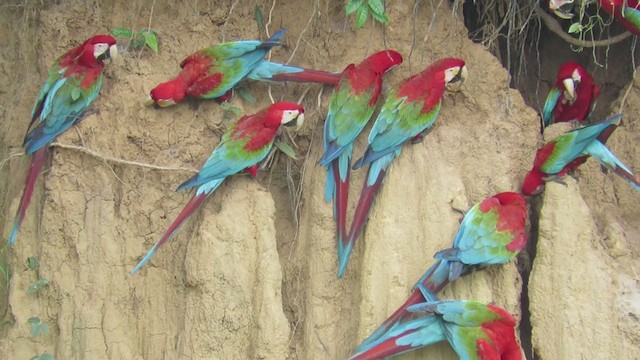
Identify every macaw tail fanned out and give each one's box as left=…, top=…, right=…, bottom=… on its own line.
left=351, top=315, right=445, bottom=360
left=338, top=168, right=386, bottom=278
left=130, top=193, right=208, bottom=274
left=9, top=147, right=48, bottom=245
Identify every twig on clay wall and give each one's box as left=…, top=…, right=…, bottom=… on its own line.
left=50, top=142, right=198, bottom=173
left=537, top=8, right=632, bottom=47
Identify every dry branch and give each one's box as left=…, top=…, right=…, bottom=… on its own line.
left=537, top=8, right=632, bottom=47
left=50, top=142, right=198, bottom=173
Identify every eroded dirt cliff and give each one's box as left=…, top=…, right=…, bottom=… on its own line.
left=0, top=1, right=638, bottom=359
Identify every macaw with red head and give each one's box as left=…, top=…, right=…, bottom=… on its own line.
left=340, top=58, right=467, bottom=277
left=130, top=102, right=305, bottom=273
left=549, top=0, right=640, bottom=35
left=9, top=34, right=117, bottom=245
left=318, top=49, right=403, bottom=278
left=542, top=62, right=599, bottom=128
left=522, top=114, right=640, bottom=196
left=146, top=29, right=339, bottom=107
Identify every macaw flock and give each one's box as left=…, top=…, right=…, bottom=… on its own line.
left=6, top=2, right=640, bottom=359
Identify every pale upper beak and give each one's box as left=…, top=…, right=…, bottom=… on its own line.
left=108, top=44, right=118, bottom=59
left=295, top=113, right=304, bottom=130
left=446, top=65, right=468, bottom=92
left=562, top=78, right=576, bottom=102
left=144, top=95, right=156, bottom=107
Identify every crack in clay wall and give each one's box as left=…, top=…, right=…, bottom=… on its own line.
left=0, top=1, right=639, bottom=359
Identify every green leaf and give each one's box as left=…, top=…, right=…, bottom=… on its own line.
left=221, top=102, right=241, bottom=116
left=71, top=87, right=81, bottom=102
left=346, top=0, right=364, bottom=15
left=28, top=317, right=40, bottom=325
left=28, top=278, right=49, bottom=294
left=236, top=87, right=256, bottom=105
left=30, top=321, right=49, bottom=337
left=255, top=5, right=265, bottom=32
left=369, top=7, right=389, bottom=24
left=140, top=30, right=159, bottom=53
left=27, top=256, right=39, bottom=271
left=111, top=27, right=133, bottom=38
left=568, top=22, right=582, bottom=34
left=367, top=0, right=385, bottom=16
left=355, top=5, right=369, bottom=29
left=274, top=141, right=297, bottom=160
left=32, top=352, right=54, bottom=360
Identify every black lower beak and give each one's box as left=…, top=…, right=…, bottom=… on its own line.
left=284, top=117, right=298, bottom=127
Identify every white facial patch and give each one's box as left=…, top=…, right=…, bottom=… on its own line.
left=444, top=67, right=461, bottom=83
left=281, top=110, right=300, bottom=124
left=572, top=69, right=581, bottom=83
left=93, top=43, right=109, bottom=58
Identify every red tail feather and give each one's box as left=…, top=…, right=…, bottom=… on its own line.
left=613, top=166, right=640, bottom=188
left=332, top=161, right=349, bottom=246
left=9, top=147, right=48, bottom=245
left=270, top=68, right=340, bottom=85
left=346, top=169, right=386, bottom=248
left=157, top=193, right=208, bottom=249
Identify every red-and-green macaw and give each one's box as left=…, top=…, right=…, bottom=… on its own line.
left=318, top=50, right=403, bottom=278
left=542, top=62, right=599, bottom=129
left=130, top=102, right=304, bottom=273
left=340, top=58, right=467, bottom=277
left=549, top=0, right=640, bottom=35
left=522, top=114, right=640, bottom=195
left=407, top=301, right=523, bottom=360
left=351, top=192, right=527, bottom=358
left=9, top=35, right=117, bottom=245
left=146, top=29, right=339, bottom=107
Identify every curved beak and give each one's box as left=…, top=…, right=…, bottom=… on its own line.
left=562, top=78, right=576, bottom=102
left=108, top=44, right=118, bottom=59
left=446, top=65, right=468, bottom=92
left=295, top=113, right=304, bottom=130
left=284, top=112, right=305, bottom=130
left=144, top=95, right=156, bottom=107
left=549, top=0, right=575, bottom=20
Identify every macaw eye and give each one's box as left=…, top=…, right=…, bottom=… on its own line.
left=93, top=43, right=109, bottom=58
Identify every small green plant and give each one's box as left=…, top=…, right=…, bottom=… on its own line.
left=27, top=279, right=49, bottom=294
left=27, top=256, right=39, bottom=271
left=26, top=256, right=49, bottom=295
left=0, top=246, right=10, bottom=291
left=28, top=317, right=49, bottom=337
left=255, top=5, right=266, bottom=35
left=221, top=102, right=242, bottom=117
left=346, top=0, right=389, bottom=29
left=110, top=28, right=159, bottom=53
left=31, top=352, right=53, bottom=360
left=274, top=140, right=298, bottom=160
